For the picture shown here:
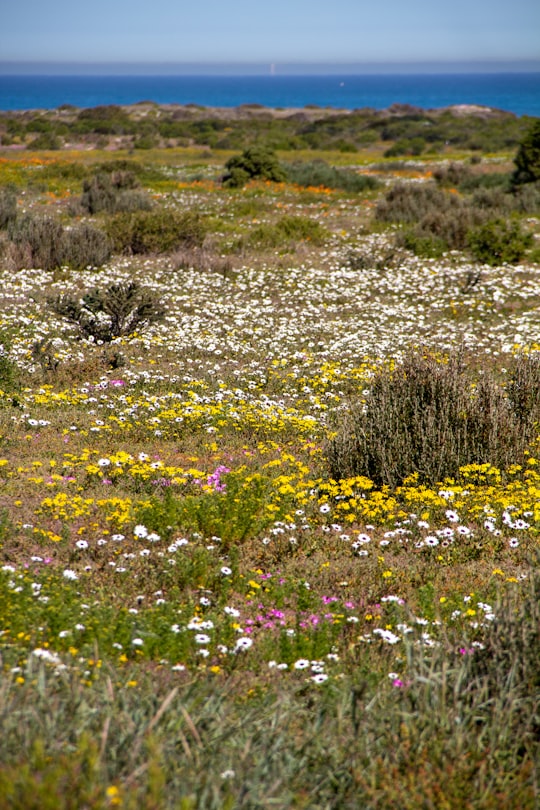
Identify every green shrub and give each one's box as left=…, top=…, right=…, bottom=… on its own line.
left=327, top=349, right=540, bottom=487
left=467, top=218, right=533, bottom=265
left=105, top=209, right=206, bottom=254
left=239, top=215, right=328, bottom=250
left=383, top=136, right=425, bottom=157
left=27, top=132, right=62, bottom=150
left=511, top=119, right=540, bottom=186
left=60, top=224, right=111, bottom=270
left=398, top=230, right=447, bottom=258
left=49, top=281, right=164, bottom=342
left=470, top=187, right=513, bottom=213
left=0, top=187, right=17, bottom=230
left=284, top=160, right=379, bottom=192
left=223, top=146, right=286, bottom=188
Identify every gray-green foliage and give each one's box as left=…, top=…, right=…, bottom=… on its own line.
left=377, top=180, right=536, bottom=261
left=80, top=171, right=151, bottom=214
left=49, top=281, right=165, bottom=342
left=60, top=224, right=111, bottom=270
left=0, top=187, right=17, bottom=230
left=327, top=350, right=540, bottom=487
left=7, top=214, right=110, bottom=271
left=8, top=213, right=64, bottom=271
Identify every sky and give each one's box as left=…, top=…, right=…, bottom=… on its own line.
left=1, top=0, right=539, bottom=72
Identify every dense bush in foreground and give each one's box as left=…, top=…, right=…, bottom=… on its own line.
left=0, top=562, right=537, bottom=809
left=328, top=350, right=540, bottom=487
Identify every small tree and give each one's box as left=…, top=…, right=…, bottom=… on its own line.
left=223, top=146, right=286, bottom=188
left=512, top=120, right=540, bottom=187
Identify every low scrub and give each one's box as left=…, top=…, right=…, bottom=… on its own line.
left=171, top=245, right=233, bottom=277
left=0, top=187, right=17, bottom=230
left=8, top=213, right=64, bottom=271
left=327, top=350, right=540, bottom=487
left=377, top=181, right=534, bottom=261
left=237, top=215, right=328, bottom=250
left=105, top=209, right=207, bottom=254
left=6, top=214, right=110, bottom=271
left=468, top=218, right=533, bottom=265
left=80, top=171, right=151, bottom=215
left=375, top=181, right=460, bottom=224
left=284, top=160, right=379, bottom=192
left=49, top=281, right=165, bottom=342
left=60, top=224, right=111, bottom=270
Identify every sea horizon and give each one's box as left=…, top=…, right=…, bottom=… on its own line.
left=0, top=71, right=539, bottom=116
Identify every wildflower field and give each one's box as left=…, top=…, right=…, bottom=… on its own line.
left=0, top=107, right=539, bottom=808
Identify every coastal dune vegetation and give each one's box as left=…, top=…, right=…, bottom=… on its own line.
left=0, top=103, right=539, bottom=808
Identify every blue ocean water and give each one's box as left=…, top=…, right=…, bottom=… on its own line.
left=0, top=73, right=539, bottom=116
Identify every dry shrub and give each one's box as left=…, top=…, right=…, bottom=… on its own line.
left=171, top=245, right=233, bottom=277
left=327, top=350, right=540, bottom=487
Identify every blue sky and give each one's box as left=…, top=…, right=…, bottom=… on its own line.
left=1, top=0, right=539, bottom=71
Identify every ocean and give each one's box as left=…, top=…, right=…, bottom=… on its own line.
left=0, top=73, right=539, bottom=116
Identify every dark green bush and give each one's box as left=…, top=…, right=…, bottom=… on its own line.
left=327, top=350, right=540, bottom=487
left=60, top=224, right=111, bottom=270
left=49, top=281, right=164, bottom=342
left=223, top=146, right=286, bottom=188
left=468, top=218, right=533, bottom=265
left=0, top=187, right=17, bottom=230
left=512, top=119, right=540, bottom=186
left=105, top=209, right=207, bottom=254
left=284, top=160, right=379, bottom=192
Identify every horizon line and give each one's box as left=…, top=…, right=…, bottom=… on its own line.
left=1, top=59, right=540, bottom=76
